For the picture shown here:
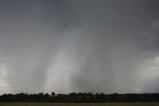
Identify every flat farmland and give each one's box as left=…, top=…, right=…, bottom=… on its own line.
left=0, top=102, right=159, bottom=106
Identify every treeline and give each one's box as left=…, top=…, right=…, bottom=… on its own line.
left=0, top=92, right=159, bottom=102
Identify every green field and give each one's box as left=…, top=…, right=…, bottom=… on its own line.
left=0, top=102, right=159, bottom=106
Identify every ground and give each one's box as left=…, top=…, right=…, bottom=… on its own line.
left=0, top=102, right=159, bottom=106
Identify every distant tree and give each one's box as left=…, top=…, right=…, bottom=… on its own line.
left=51, top=92, right=55, bottom=97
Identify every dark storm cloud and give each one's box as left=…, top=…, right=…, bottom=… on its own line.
left=0, top=0, right=62, bottom=93
left=0, top=0, right=159, bottom=94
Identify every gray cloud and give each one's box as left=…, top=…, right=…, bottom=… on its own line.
left=0, top=0, right=159, bottom=94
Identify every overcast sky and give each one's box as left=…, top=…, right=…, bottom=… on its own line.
left=0, top=0, right=159, bottom=94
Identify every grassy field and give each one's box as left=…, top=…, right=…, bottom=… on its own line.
left=0, top=102, right=159, bottom=106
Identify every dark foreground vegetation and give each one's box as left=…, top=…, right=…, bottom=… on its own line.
left=1, top=102, right=159, bottom=106
left=1, top=92, right=159, bottom=103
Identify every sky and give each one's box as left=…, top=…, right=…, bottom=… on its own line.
left=0, top=0, right=159, bottom=94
